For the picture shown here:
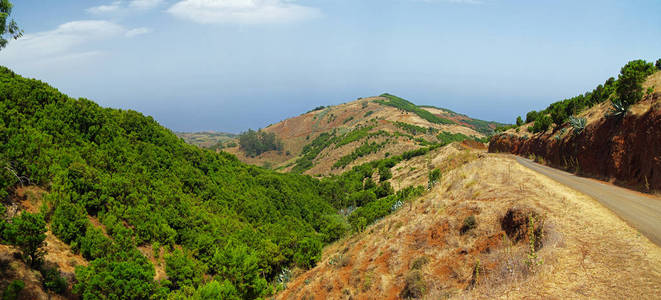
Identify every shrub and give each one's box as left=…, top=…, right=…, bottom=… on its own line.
left=2, top=280, right=25, bottom=300
left=378, top=166, right=392, bottom=181
left=400, top=270, right=426, bottom=298
left=5, top=212, right=47, bottom=267
left=656, top=58, right=661, bottom=70
left=294, top=237, right=322, bottom=269
left=616, top=59, right=656, bottom=106
left=238, top=129, right=283, bottom=157
left=375, top=182, right=394, bottom=198
left=531, top=115, right=551, bottom=133
left=41, top=266, right=67, bottom=294
left=410, top=256, right=429, bottom=270
left=525, top=111, right=539, bottom=123
left=516, top=116, right=524, bottom=126
left=165, top=249, right=205, bottom=289
left=460, top=215, right=477, bottom=234
left=51, top=201, right=89, bottom=244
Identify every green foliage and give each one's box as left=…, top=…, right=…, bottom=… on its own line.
left=343, top=116, right=354, bottom=124
left=307, top=106, right=326, bottom=113
left=194, top=280, right=241, bottom=300
left=318, top=214, right=349, bottom=243
left=525, top=111, right=539, bottom=123
left=0, top=67, right=348, bottom=297
left=376, top=94, right=454, bottom=125
left=293, top=237, right=322, bottom=269
left=436, top=131, right=474, bottom=145
left=378, top=165, right=392, bottom=181
left=428, top=169, right=441, bottom=189
left=531, top=114, right=552, bottom=133
left=5, top=212, right=46, bottom=267
left=521, top=60, right=656, bottom=131
left=2, top=280, right=24, bottom=300
left=51, top=201, right=89, bottom=244
left=375, top=181, right=394, bottom=198
left=41, top=266, right=67, bottom=294
left=0, top=0, right=22, bottom=50
left=656, top=58, right=661, bottom=70
left=393, top=121, right=434, bottom=135
left=616, top=59, right=656, bottom=106
left=74, top=254, right=155, bottom=300
left=166, top=250, right=205, bottom=289
left=209, top=244, right=268, bottom=299
left=516, top=116, right=524, bottom=126
left=332, top=141, right=387, bottom=169
left=238, top=129, right=282, bottom=157
left=348, top=186, right=424, bottom=231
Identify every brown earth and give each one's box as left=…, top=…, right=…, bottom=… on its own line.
left=489, top=72, right=661, bottom=192
left=277, top=153, right=661, bottom=299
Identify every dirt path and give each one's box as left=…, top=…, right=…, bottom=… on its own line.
left=515, top=156, right=661, bottom=246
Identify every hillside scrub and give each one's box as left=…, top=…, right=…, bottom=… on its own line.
left=376, top=94, right=454, bottom=125
left=238, top=129, right=283, bottom=157
left=0, top=67, right=348, bottom=297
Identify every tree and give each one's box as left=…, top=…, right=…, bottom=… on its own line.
left=616, top=59, right=656, bottom=105
left=531, top=114, right=551, bottom=133
left=210, top=244, right=268, bottom=300
left=6, top=212, right=47, bottom=267
left=294, top=237, right=322, bottom=269
left=0, top=0, right=22, bottom=50
left=194, top=280, right=241, bottom=300
left=516, top=116, right=524, bottom=126
left=525, top=111, right=539, bottom=123
left=74, top=256, right=155, bottom=299
left=656, top=58, right=661, bottom=70
left=165, top=249, right=205, bottom=289
left=51, top=201, right=89, bottom=244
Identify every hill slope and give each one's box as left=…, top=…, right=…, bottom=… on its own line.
left=0, top=66, right=353, bottom=299
left=213, top=94, right=502, bottom=175
left=277, top=152, right=661, bottom=299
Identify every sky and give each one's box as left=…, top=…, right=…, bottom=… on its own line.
left=1, top=0, right=660, bottom=133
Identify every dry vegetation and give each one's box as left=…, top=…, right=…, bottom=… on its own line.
left=277, top=152, right=661, bottom=299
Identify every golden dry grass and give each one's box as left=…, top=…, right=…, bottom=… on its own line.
left=277, top=153, right=661, bottom=299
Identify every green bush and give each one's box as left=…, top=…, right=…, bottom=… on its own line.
left=656, top=58, right=661, bottom=70
left=378, top=166, right=392, bottom=181
left=210, top=244, right=268, bottom=299
left=238, top=129, right=283, bottom=157
left=616, top=59, right=656, bottom=106
left=531, top=115, right=552, bottom=133
left=516, top=116, right=524, bottom=126
left=376, top=94, right=454, bottom=125
left=525, top=111, right=539, bottom=123
left=51, top=201, right=89, bottom=244
left=41, top=266, right=67, bottom=294
left=166, top=250, right=205, bottom=289
left=5, top=212, right=47, bottom=267
left=2, top=280, right=25, bottom=300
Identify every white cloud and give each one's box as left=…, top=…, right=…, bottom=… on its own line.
left=87, top=0, right=164, bottom=15
left=125, top=27, right=153, bottom=37
left=167, top=0, right=321, bottom=24
left=129, top=0, right=165, bottom=9
left=1, top=20, right=151, bottom=62
left=87, top=1, right=122, bottom=14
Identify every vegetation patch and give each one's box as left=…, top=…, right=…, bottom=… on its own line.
left=376, top=94, right=454, bottom=125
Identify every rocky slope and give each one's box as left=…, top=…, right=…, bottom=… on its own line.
left=489, top=72, right=661, bottom=192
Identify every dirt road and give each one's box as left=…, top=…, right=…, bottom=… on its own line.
left=514, top=156, right=661, bottom=246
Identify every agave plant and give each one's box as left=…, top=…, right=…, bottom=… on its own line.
left=610, top=99, right=628, bottom=118
left=568, top=116, right=587, bottom=134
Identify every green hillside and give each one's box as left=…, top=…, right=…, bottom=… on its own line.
left=0, top=67, right=348, bottom=299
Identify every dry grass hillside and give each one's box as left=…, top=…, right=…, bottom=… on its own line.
left=216, top=95, right=502, bottom=175
left=277, top=151, right=661, bottom=299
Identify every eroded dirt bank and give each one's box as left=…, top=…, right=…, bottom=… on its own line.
left=489, top=98, right=661, bottom=192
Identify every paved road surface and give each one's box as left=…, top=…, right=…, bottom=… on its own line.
left=514, top=156, right=661, bottom=247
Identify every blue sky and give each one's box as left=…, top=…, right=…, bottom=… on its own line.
left=1, top=0, right=660, bottom=132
